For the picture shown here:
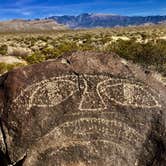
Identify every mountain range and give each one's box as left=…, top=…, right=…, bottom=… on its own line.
left=47, top=13, right=166, bottom=28
left=1, top=13, right=166, bottom=32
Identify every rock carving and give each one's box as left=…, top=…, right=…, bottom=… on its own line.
left=0, top=52, right=165, bottom=166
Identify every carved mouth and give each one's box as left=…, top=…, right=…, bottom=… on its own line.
left=54, top=117, right=144, bottom=149
left=25, top=117, right=140, bottom=166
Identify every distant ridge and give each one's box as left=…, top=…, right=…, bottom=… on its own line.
left=47, top=13, right=166, bottom=28
left=0, top=19, right=67, bottom=32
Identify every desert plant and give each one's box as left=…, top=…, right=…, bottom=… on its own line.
left=25, top=52, right=46, bottom=64
left=0, top=45, right=7, bottom=55
left=0, top=62, right=25, bottom=74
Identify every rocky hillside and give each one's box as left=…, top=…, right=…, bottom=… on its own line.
left=0, top=19, right=67, bottom=32
left=48, top=13, right=166, bottom=28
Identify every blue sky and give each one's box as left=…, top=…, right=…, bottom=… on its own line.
left=0, top=0, right=166, bottom=20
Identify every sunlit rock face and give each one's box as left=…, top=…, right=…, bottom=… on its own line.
left=0, top=51, right=166, bottom=166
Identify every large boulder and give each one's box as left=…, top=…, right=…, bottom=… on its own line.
left=0, top=51, right=166, bottom=166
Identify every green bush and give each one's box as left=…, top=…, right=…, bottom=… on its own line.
left=0, top=62, right=25, bottom=74
left=0, top=45, right=7, bottom=55
left=106, top=39, right=166, bottom=75
left=25, top=53, right=46, bottom=64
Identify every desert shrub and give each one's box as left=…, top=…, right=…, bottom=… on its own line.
left=77, top=43, right=95, bottom=51
left=0, top=63, right=9, bottom=73
left=55, top=41, right=77, bottom=55
left=39, top=41, right=77, bottom=59
left=25, top=52, right=46, bottom=64
left=107, top=39, right=143, bottom=61
left=39, top=47, right=59, bottom=58
left=106, top=39, right=166, bottom=75
left=0, top=45, right=7, bottom=55
left=24, top=41, right=78, bottom=64
left=0, top=62, right=25, bottom=74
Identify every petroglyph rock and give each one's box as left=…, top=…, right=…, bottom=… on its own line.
left=0, top=51, right=166, bottom=166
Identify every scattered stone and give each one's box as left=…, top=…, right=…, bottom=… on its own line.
left=7, top=46, right=32, bottom=57
left=0, top=56, right=27, bottom=65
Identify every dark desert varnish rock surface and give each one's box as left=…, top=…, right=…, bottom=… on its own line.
left=0, top=51, right=166, bottom=166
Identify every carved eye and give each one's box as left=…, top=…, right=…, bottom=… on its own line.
left=27, top=77, right=78, bottom=109
left=98, top=80, right=160, bottom=108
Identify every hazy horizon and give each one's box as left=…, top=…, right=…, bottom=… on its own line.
left=0, top=0, right=165, bottom=20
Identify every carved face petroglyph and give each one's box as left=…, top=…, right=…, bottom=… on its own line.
left=12, top=74, right=161, bottom=166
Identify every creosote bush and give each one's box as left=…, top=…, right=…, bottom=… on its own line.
left=0, top=45, right=7, bottom=55
left=25, top=53, right=46, bottom=64
left=106, top=39, right=166, bottom=76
